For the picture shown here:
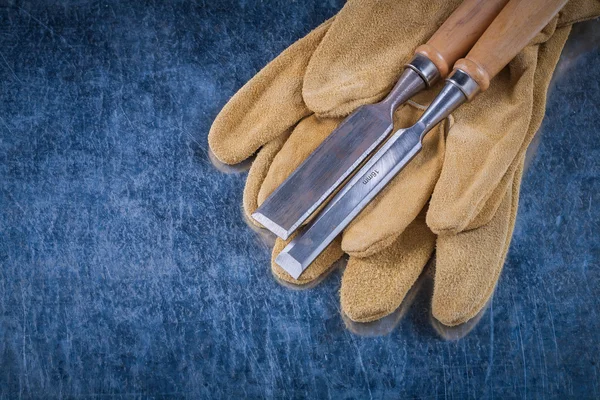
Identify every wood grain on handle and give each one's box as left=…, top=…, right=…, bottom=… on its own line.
left=415, top=0, right=509, bottom=78
left=454, top=0, right=568, bottom=91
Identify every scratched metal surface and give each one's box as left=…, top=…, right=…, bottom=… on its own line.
left=0, top=1, right=599, bottom=398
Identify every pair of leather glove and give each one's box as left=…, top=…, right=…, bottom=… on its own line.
left=209, top=0, right=600, bottom=327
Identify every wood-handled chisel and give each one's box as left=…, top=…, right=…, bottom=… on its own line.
left=276, top=0, right=569, bottom=279
left=252, top=0, right=509, bottom=240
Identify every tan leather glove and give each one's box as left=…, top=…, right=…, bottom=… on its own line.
left=209, top=0, right=600, bottom=327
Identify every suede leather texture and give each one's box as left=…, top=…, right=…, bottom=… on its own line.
left=1, top=1, right=600, bottom=398
left=209, top=0, right=600, bottom=326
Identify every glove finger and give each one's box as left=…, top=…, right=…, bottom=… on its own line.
left=208, top=18, right=333, bottom=164
left=304, top=0, right=463, bottom=117
left=462, top=149, right=527, bottom=231
left=341, top=209, right=436, bottom=323
left=427, top=26, right=570, bottom=235
left=431, top=158, right=524, bottom=326
left=271, top=235, right=344, bottom=286
left=341, top=102, right=447, bottom=257
left=257, top=114, right=343, bottom=206
left=243, top=132, right=290, bottom=225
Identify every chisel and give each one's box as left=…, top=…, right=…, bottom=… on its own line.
left=252, top=0, right=509, bottom=240
left=276, top=0, right=569, bottom=279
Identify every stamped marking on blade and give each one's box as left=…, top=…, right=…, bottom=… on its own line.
left=362, top=170, right=379, bottom=185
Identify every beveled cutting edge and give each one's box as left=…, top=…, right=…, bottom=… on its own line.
left=252, top=0, right=510, bottom=240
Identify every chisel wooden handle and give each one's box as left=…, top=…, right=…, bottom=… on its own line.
left=454, top=0, right=568, bottom=92
left=415, top=0, right=509, bottom=78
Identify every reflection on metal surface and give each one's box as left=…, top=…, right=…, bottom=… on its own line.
left=244, top=209, right=346, bottom=290
left=341, top=306, right=407, bottom=337
left=243, top=209, right=276, bottom=248
left=208, top=147, right=253, bottom=173
left=340, top=256, right=491, bottom=338
left=342, top=260, right=430, bottom=337
left=430, top=300, right=490, bottom=341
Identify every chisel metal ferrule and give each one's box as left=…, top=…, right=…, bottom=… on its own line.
left=405, top=53, right=441, bottom=88
left=447, top=69, right=481, bottom=101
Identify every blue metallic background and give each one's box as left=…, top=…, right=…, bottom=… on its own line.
left=0, top=1, right=598, bottom=398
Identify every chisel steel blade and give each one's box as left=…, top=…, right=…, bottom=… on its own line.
left=275, top=83, right=468, bottom=279
left=252, top=68, right=427, bottom=240
left=250, top=0, right=512, bottom=240
left=275, top=125, right=423, bottom=279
